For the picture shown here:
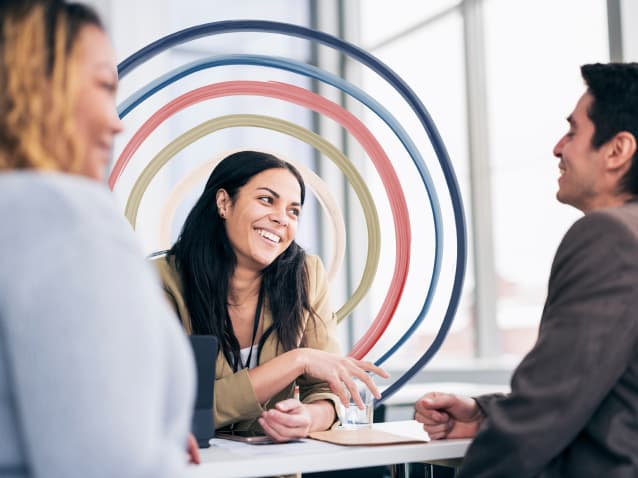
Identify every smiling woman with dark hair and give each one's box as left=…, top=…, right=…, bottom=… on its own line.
left=157, top=150, right=388, bottom=442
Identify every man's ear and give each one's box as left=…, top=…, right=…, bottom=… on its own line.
left=216, top=189, right=230, bottom=217
left=606, top=131, right=637, bottom=172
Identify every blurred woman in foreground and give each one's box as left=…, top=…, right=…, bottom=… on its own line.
left=0, top=1, right=199, bottom=476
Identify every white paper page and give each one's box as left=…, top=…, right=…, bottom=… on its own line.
left=372, top=420, right=431, bottom=441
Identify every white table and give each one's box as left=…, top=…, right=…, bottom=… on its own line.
left=193, top=421, right=470, bottom=477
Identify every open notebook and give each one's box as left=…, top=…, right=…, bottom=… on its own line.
left=309, top=420, right=430, bottom=446
left=189, top=335, right=218, bottom=448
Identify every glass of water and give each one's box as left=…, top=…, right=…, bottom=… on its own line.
left=337, top=376, right=374, bottom=429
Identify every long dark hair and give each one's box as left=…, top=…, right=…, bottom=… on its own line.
left=169, top=151, right=314, bottom=370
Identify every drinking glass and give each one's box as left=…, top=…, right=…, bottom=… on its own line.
left=337, top=377, right=374, bottom=429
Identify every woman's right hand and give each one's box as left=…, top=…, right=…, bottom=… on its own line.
left=298, top=348, right=389, bottom=408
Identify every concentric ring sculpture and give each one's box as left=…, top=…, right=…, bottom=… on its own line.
left=110, top=20, right=467, bottom=404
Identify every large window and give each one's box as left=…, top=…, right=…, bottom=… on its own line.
left=355, top=2, right=474, bottom=367
left=98, top=0, right=621, bottom=378
left=355, top=0, right=612, bottom=372
left=484, top=0, right=608, bottom=356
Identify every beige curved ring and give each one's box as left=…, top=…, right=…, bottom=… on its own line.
left=124, top=114, right=381, bottom=322
left=158, top=150, right=346, bottom=283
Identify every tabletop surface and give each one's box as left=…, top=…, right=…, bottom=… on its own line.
left=193, top=420, right=471, bottom=478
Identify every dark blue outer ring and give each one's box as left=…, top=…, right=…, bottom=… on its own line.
left=118, top=19, right=467, bottom=405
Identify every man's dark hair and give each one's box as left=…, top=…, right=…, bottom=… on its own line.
left=581, top=63, right=638, bottom=194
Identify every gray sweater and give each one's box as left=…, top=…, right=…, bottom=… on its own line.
left=0, top=172, right=196, bottom=477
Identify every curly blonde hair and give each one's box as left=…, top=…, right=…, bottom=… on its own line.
left=0, top=1, right=102, bottom=173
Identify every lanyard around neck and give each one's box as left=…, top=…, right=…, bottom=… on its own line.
left=240, top=285, right=264, bottom=371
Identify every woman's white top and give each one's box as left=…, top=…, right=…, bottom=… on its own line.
left=0, top=172, right=197, bottom=478
left=239, top=345, right=260, bottom=369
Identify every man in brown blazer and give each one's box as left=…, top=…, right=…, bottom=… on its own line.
left=416, top=62, right=638, bottom=477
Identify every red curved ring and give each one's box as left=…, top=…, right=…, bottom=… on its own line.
left=109, top=80, right=411, bottom=359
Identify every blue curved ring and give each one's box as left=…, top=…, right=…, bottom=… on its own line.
left=119, top=54, right=442, bottom=369
left=117, top=20, right=467, bottom=404
left=118, top=54, right=444, bottom=370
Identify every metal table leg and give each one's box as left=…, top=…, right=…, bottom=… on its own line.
left=390, top=463, right=410, bottom=478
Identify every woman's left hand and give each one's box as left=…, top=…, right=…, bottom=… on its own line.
left=258, top=398, right=312, bottom=442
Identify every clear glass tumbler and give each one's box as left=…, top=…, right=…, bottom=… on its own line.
left=337, top=376, right=374, bottom=429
